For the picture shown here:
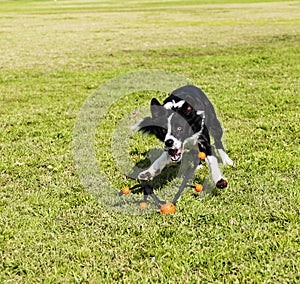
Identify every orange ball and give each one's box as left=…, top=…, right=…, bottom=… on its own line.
left=198, top=152, right=206, bottom=161
left=139, top=202, right=147, bottom=210
left=121, top=186, right=131, bottom=195
left=160, top=202, right=176, bottom=214
left=195, top=184, right=203, bottom=192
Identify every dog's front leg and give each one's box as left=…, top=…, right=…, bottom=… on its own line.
left=138, top=151, right=171, bottom=181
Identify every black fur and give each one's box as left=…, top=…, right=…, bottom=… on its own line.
left=135, top=85, right=232, bottom=188
left=137, top=85, right=225, bottom=156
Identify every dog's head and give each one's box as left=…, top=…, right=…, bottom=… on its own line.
left=136, top=97, right=203, bottom=162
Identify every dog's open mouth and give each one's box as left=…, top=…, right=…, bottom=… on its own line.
left=168, top=147, right=183, bottom=162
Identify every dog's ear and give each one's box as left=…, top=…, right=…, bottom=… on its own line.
left=150, top=98, right=165, bottom=118
left=181, top=101, right=194, bottom=117
left=151, top=98, right=161, bottom=106
left=181, top=95, right=195, bottom=117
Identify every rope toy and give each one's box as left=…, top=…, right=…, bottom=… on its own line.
left=118, top=151, right=206, bottom=214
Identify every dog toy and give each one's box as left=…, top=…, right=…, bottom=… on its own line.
left=139, top=202, right=148, bottom=210
left=121, top=186, right=131, bottom=195
left=118, top=150, right=205, bottom=214
left=198, top=152, right=206, bottom=161
left=160, top=202, right=176, bottom=214
left=195, top=183, right=203, bottom=192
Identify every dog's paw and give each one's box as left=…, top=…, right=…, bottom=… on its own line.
left=216, top=178, right=228, bottom=189
left=217, top=149, right=233, bottom=166
left=223, top=156, right=233, bottom=166
left=138, top=171, right=154, bottom=181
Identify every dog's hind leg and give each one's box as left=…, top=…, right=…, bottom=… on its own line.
left=207, top=115, right=233, bottom=166
left=217, top=148, right=233, bottom=166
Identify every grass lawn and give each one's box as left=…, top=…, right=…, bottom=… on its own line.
left=1, top=0, right=299, bottom=282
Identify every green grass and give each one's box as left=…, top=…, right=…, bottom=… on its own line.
left=1, top=0, right=299, bottom=282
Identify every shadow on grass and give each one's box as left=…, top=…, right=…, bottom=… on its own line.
left=125, top=148, right=216, bottom=197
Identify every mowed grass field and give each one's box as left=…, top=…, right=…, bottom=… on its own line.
left=1, top=0, right=299, bottom=282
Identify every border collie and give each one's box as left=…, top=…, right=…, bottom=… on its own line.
left=133, top=85, right=233, bottom=189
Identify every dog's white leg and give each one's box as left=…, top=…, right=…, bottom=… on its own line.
left=217, top=149, right=233, bottom=166
left=206, top=155, right=228, bottom=188
left=138, top=151, right=171, bottom=181
left=206, top=155, right=222, bottom=185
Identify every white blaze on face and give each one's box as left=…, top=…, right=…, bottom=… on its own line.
left=164, top=114, right=183, bottom=162
left=165, top=113, right=173, bottom=140
left=164, top=114, right=181, bottom=149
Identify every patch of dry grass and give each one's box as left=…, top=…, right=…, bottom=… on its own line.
left=0, top=1, right=299, bottom=70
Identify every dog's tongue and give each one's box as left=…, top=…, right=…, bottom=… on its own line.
left=168, top=147, right=182, bottom=161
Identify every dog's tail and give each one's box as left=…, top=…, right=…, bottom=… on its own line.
left=131, top=117, right=152, bottom=133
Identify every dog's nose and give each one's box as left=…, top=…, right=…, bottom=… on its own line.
left=165, top=139, right=174, bottom=148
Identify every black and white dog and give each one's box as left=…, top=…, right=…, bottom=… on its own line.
left=133, top=85, right=233, bottom=189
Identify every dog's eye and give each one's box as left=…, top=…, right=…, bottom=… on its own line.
left=176, top=126, right=183, bottom=132
left=162, top=128, right=167, bottom=134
